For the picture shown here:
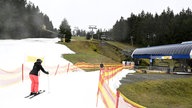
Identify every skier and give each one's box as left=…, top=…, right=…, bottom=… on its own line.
left=29, top=59, right=49, bottom=96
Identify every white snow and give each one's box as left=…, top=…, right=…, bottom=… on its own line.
left=0, top=72, right=100, bottom=108
left=0, top=38, right=133, bottom=108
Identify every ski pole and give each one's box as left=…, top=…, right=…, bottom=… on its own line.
left=47, top=74, right=50, bottom=93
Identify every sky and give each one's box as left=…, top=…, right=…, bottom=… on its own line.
left=28, top=0, right=192, bottom=31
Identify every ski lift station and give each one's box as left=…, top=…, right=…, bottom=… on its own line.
left=131, top=41, right=192, bottom=73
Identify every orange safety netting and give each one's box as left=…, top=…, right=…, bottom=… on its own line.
left=0, top=63, right=80, bottom=88
left=96, top=66, right=145, bottom=108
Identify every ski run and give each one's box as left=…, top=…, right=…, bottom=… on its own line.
left=0, top=38, right=134, bottom=108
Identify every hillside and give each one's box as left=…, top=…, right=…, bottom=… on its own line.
left=118, top=74, right=192, bottom=108
left=60, top=37, right=135, bottom=64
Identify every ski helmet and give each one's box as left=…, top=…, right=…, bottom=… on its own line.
left=36, top=59, right=42, bottom=63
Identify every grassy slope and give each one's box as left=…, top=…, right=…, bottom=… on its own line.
left=61, top=37, right=128, bottom=64
left=107, top=41, right=135, bottom=50
left=118, top=77, right=192, bottom=108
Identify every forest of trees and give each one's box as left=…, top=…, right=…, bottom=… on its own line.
left=1, top=0, right=192, bottom=46
left=110, top=7, right=192, bottom=47
left=0, top=0, right=56, bottom=39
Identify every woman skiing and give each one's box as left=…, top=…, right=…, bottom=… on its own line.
left=29, top=59, right=49, bottom=95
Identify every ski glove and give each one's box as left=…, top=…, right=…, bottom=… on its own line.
left=46, top=71, right=49, bottom=74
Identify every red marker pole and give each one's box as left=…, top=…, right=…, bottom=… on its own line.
left=67, top=63, right=70, bottom=73
left=55, top=64, right=59, bottom=76
left=116, top=90, right=120, bottom=108
left=22, top=64, right=24, bottom=82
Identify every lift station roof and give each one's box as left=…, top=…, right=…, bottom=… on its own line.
left=131, top=42, right=192, bottom=59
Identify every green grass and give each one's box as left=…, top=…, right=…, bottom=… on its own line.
left=60, top=36, right=127, bottom=64
left=118, top=78, right=192, bottom=108
left=107, top=41, right=135, bottom=50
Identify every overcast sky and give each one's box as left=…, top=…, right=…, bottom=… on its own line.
left=28, top=0, right=192, bottom=31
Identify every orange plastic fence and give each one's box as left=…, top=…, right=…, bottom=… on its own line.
left=96, top=66, right=145, bottom=108
left=0, top=63, right=80, bottom=88
left=96, top=66, right=123, bottom=108
left=74, top=62, right=134, bottom=70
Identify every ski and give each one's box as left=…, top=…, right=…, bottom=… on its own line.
left=24, top=94, right=33, bottom=98
left=25, top=90, right=45, bottom=99
left=29, top=90, right=45, bottom=99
